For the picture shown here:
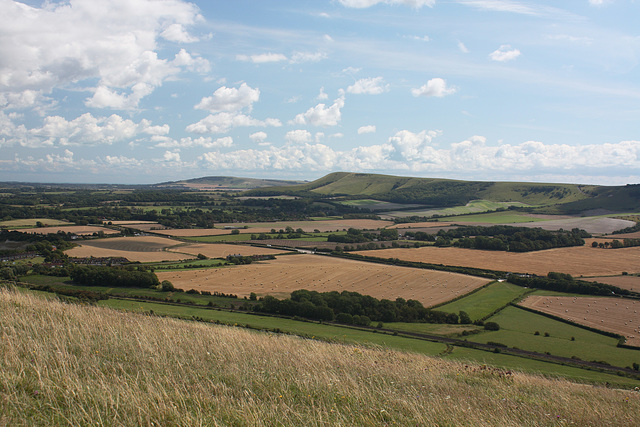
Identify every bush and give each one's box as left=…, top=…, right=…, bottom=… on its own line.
left=484, top=322, right=500, bottom=331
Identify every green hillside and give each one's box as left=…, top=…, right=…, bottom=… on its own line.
left=155, top=176, right=303, bottom=190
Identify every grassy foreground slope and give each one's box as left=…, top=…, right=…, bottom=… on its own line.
left=2, top=288, right=639, bottom=426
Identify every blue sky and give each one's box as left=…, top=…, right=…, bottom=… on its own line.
left=1, top=0, right=639, bottom=185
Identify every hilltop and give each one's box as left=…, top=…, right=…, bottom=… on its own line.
left=2, top=286, right=639, bottom=426
left=244, top=172, right=640, bottom=213
left=153, top=176, right=303, bottom=191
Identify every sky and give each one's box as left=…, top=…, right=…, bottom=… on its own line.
left=1, top=0, right=639, bottom=185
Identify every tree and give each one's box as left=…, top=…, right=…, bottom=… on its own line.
left=459, top=311, right=472, bottom=324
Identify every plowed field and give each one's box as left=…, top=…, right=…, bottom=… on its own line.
left=582, top=275, right=640, bottom=292
left=166, top=243, right=287, bottom=258
left=356, top=239, right=640, bottom=276
left=155, top=254, right=489, bottom=306
left=65, top=236, right=189, bottom=262
left=519, top=295, right=640, bottom=347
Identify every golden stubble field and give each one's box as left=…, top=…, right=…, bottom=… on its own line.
left=519, top=295, right=640, bottom=347
left=583, top=275, right=640, bottom=292
left=356, top=239, right=640, bottom=277
left=65, top=237, right=288, bottom=262
left=155, top=254, right=490, bottom=307
left=22, top=225, right=121, bottom=236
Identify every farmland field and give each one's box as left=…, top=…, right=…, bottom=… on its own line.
left=155, top=254, right=490, bottom=305
left=106, top=220, right=160, bottom=225
left=436, top=281, right=530, bottom=321
left=519, top=295, right=640, bottom=347
left=165, top=243, right=288, bottom=258
left=65, top=236, right=192, bottom=262
left=468, top=306, right=640, bottom=367
left=357, top=241, right=640, bottom=276
left=22, top=225, right=120, bottom=235
left=582, top=275, right=640, bottom=292
left=0, top=218, right=72, bottom=228
left=381, top=200, right=529, bottom=219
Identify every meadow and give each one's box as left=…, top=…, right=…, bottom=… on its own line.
left=435, top=281, right=531, bottom=320
left=2, top=287, right=639, bottom=426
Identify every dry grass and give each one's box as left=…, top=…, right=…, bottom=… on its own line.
left=359, top=240, right=640, bottom=276
left=519, top=295, right=640, bottom=347
left=1, top=287, right=639, bottom=426
left=156, top=254, right=489, bottom=305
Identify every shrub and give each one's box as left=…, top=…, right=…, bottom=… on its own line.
left=484, top=322, right=500, bottom=331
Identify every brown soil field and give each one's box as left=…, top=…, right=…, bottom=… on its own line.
left=354, top=239, right=640, bottom=277
left=508, top=217, right=635, bottom=234
left=22, top=226, right=120, bottom=236
left=583, top=275, right=640, bottom=292
left=156, top=254, right=490, bottom=306
left=65, top=236, right=192, bottom=262
left=519, top=295, right=640, bottom=347
left=166, top=243, right=288, bottom=258
left=151, top=228, right=233, bottom=237
left=611, top=231, right=640, bottom=239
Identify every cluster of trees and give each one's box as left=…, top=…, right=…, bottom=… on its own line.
left=591, top=238, right=640, bottom=249
left=253, top=289, right=460, bottom=325
left=439, top=226, right=589, bottom=252
left=70, top=266, right=159, bottom=288
left=508, top=272, right=632, bottom=297
left=327, top=228, right=398, bottom=244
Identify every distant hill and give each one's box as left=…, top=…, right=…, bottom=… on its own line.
left=244, top=172, right=640, bottom=213
left=153, top=176, right=303, bottom=191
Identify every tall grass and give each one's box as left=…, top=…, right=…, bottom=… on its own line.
left=1, top=286, right=639, bottom=426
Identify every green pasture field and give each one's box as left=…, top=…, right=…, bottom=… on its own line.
left=441, top=210, right=547, bottom=224
left=470, top=306, right=640, bottom=369
left=383, top=322, right=481, bottom=336
left=436, top=281, right=531, bottom=320
left=0, top=218, right=72, bottom=228
left=182, top=231, right=343, bottom=243
left=383, top=200, right=529, bottom=219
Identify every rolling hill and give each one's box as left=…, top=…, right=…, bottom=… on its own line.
left=244, top=172, right=640, bottom=213
left=154, top=176, right=303, bottom=190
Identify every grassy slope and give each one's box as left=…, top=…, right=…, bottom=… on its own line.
left=436, top=281, right=530, bottom=320
left=3, top=287, right=640, bottom=426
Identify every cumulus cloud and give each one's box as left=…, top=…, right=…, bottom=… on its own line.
left=236, top=53, right=288, bottom=63
left=489, top=45, right=522, bottom=62
left=317, top=87, right=329, bottom=100
left=0, top=0, right=207, bottom=110
left=347, top=77, right=390, bottom=95
left=163, top=151, right=181, bottom=162
left=286, top=130, right=313, bottom=144
left=358, top=125, right=377, bottom=134
left=291, top=52, right=328, bottom=63
left=292, top=95, right=345, bottom=127
left=195, top=83, right=260, bottom=113
left=249, top=131, right=268, bottom=143
left=411, top=78, right=456, bottom=97
left=154, top=136, right=233, bottom=149
left=186, top=112, right=282, bottom=134
left=338, top=0, right=435, bottom=8
left=0, top=112, right=167, bottom=148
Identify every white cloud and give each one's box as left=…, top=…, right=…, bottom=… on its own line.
left=388, top=129, right=440, bottom=160
left=186, top=112, right=282, bottom=134
left=104, top=155, right=144, bottom=167
left=163, top=151, right=181, bottom=162
left=236, top=53, right=288, bottom=63
left=347, top=77, right=390, bottom=95
left=458, top=41, right=470, bottom=53
left=589, top=0, right=612, bottom=6
left=0, top=0, right=207, bottom=111
left=358, top=125, right=377, bottom=134
left=338, top=0, right=435, bottom=8
left=161, top=23, right=199, bottom=43
left=0, top=113, right=165, bottom=148
left=154, top=136, right=233, bottom=149
left=249, top=131, right=268, bottom=143
left=292, top=95, right=345, bottom=127
left=489, top=45, right=522, bottom=62
left=286, top=130, right=313, bottom=144
left=195, top=83, right=260, bottom=113
left=317, top=87, right=329, bottom=100
left=411, top=78, right=456, bottom=97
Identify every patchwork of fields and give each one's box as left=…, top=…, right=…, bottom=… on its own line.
left=23, top=225, right=121, bottom=235
left=519, top=295, right=640, bottom=347
left=155, top=254, right=490, bottom=306
left=356, top=240, right=640, bottom=276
